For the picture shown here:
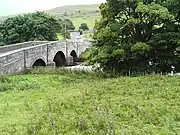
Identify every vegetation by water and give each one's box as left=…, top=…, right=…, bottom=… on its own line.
left=90, top=0, right=180, bottom=74
left=0, top=68, right=180, bottom=134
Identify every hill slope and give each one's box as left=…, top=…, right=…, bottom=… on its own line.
left=45, top=4, right=100, bottom=15
left=0, top=4, right=101, bottom=30
left=45, top=4, right=101, bottom=29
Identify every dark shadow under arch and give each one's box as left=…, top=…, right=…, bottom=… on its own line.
left=32, top=59, right=46, bottom=67
left=53, top=51, right=66, bottom=67
left=70, top=50, right=78, bottom=62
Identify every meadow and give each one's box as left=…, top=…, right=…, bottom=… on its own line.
left=0, top=68, right=180, bottom=134
left=69, top=15, right=100, bottom=30
left=42, top=4, right=100, bottom=30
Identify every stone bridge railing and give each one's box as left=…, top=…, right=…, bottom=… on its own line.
left=0, top=40, right=92, bottom=75
left=0, top=41, right=49, bottom=53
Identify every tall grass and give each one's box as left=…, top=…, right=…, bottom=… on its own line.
left=0, top=68, right=180, bottom=134
left=0, top=75, right=40, bottom=92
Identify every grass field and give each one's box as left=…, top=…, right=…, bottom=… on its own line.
left=48, top=4, right=101, bottom=30
left=0, top=68, right=180, bottom=134
left=69, top=15, right=100, bottom=30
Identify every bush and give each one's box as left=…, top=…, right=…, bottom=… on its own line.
left=79, top=48, right=92, bottom=61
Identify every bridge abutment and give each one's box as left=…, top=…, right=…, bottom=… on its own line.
left=0, top=40, right=92, bottom=75
left=66, top=56, right=74, bottom=66
left=47, top=62, right=56, bottom=67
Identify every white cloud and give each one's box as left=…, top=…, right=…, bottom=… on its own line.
left=0, top=0, right=106, bottom=16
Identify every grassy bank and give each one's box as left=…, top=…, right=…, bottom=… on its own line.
left=0, top=68, right=180, bottom=134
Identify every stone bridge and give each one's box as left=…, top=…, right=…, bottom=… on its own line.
left=0, top=40, right=92, bottom=75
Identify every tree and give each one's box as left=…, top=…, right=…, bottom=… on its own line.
left=64, top=19, right=75, bottom=30
left=79, top=23, right=89, bottom=31
left=166, top=0, right=180, bottom=21
left=90, top=0, right=180, bottom=74
left=0, top=12, right=62, bottom=44
left=63, top=12, right=68, bottom=16
left=60, top=19, right=75, bottom=39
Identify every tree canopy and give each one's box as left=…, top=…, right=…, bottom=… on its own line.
left=60, top=18, right=76, bottom=39
left=0, top=12, right=75, bottom=45
left=90, top=0, right=180, bottom=74
left=79, top=23, right=89, bottom=31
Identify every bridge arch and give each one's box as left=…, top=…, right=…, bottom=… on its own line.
left=70, top=50, right=78, bottom=62
left=32, top=59, right=46, bottom=67
left=53, top=51, right=66, bottom=67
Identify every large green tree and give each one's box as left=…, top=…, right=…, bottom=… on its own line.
left=0, top=12, right=62, bottom=44
left=164, top=0, right=180, bottom=21
left=90, top=0, right=180, bottom=74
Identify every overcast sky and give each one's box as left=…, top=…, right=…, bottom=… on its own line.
left=0, top=0, right=106, bottom=16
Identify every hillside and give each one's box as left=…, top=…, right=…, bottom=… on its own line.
left=45, top=4, right=101, bottom=29
left=45, top=4, right=100, bottom=15
left=0, top=14, right=18, bottom=22
left=0, top=4, right=101, bottom=30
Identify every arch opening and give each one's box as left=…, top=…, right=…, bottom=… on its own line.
left=32, top=59, right=46, bottom=67
left=70, top=50, right=78, bottom=62
left=53, top=51, right=66, bottom=67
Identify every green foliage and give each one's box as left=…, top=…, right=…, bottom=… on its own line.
left=80, top=48, right=93, bottom=61
left=91, top=0, right=180, bottom=74
left=1, top=68, right=180, bottom=134
left=147, top=32, right=180, bottom=72
left=164, top=0, right=180, bottom=21
left=79, top=23, right=89, bottom=31
left=0, top=75, right=40, bottom=92
left=0, top=12, right=62, bottom=44
left=131, top=42, right=150, bottom=55
left=60, top=18, right=76, bottom=39
left=0, top=12, right=76, bottom=43
left=64, top=19, right=75, bottom=30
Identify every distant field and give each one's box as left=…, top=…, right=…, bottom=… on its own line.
left=69, top=15, right=100, bottom=30
left=45, top=4, right=101, bottom=30
left=45, top=4, right=100, bottom=14
left=0, top=68, right=180, bottom=134
left=0, top=4, right=101, bottom=30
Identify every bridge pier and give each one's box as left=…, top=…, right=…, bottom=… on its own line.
left=47, top=57, right=75, bottom=67
left=66, top=56, right=75, bottom=66
left=47, top=62, right=56, bottom=67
